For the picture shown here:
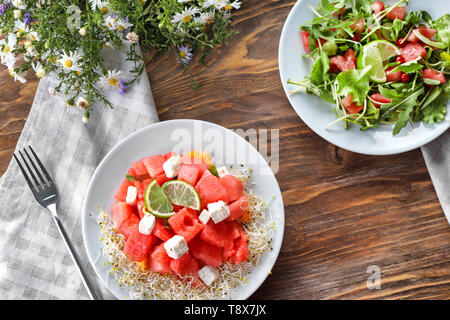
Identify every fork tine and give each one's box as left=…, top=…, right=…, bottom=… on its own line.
left=28, top=146, right=54, bottom=185
left=13, top=153, right=37, bottom=192
left=23, top=147, right=49, bottom=187
left=18, top=150, right=42, bottom=190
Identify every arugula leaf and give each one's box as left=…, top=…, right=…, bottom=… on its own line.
left=310, top=52, right=330, bottom=84
left=393, top=104, right=414, bottom=136
left=433, top=13, right=450, bottom=47
left=336, top=66, right=372, bottom=104
left=421, top=10, right=433, bottom=24
left=421, top=87, right=447, bottom=124
left=126, top=174, right=140, bottom=182
left=390, top=62, right=423, bottom=74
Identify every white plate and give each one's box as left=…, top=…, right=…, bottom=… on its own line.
left=279, top=0, right=449, bottom=155
left=81, top=119, right=285, bottom=299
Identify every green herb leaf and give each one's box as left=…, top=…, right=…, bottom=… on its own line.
left=422, top=87, right=447, bottom=124
left=336, top=66, right=372, bottom=104
left=433, top=13, right=450, bottom=47
left=126, top=174, right=140, bottom=183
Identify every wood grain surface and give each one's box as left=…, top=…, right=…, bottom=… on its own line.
left=1, top=0, right=449, bottom=299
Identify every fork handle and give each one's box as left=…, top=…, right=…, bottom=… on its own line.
left=48, top=205, right=100, bottom=300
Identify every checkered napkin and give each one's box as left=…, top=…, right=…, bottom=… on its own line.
left=0, top=47, right=159, bottom=299
left=421, top=131, right=450, bottom=225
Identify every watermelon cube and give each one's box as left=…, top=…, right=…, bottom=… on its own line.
left=142, top=155, right=165, bottom=177
left=152, top=218, right=175, bottom=242
left=149, top=243, right=172, bottom=274
left=155, top=173, right=170, bottom=186
left=132, top=160, right=148, bottom=178
left=200, top=221, right=240, bottom=248
left=219, top=175, right=244, bottom=202
left=123, top=230, right=157, bottom=262
left=114, top=178, right=132, bottom=202
left=189, top=239, right=223, bottom=267
left=181, top=156, right=209, bottom=175
left=111, top=202, right=136, bottom=229
left=117, top=214, right=140, bottom=239
left=137, top=178, right=152, bottom=200
left=136, top=199, right=146, bottom=219
left=178, top=164, right=201, bottom=186
left=168, top=208, right=204, bottom=242
left=195, top=171, right=230, bottom=208
left=227, top=195, right=249, bottom=221
left=170, top=252, right=199, bottom=276
left=223, top=226, right=249, bottom=264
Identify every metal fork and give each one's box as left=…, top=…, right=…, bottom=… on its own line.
left=13, top=146, right=99, bottom=300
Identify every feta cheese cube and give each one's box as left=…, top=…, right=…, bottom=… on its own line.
left=163, top=154, right=181, bottom=178
left=138, top=214, right=155, bottom=235
left=164, top=235, right=188, bottom=259
left=198, top=265, right=220, bottom=286
left=207, top=201, right=230, bottom=224
left=199, top=209, right=211, bottom=224
left=217, top=166, right=231, bottom=178
left=125, top=186, right=137, bottom=206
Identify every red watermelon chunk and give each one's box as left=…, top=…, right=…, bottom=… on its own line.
left=180, top=156, right=209, bottom=175
left=195, top=171, right=230, bottom=207
left=123, top=230, right=157, bottom=262
left=227, top=195, right=249, bottom=221
left=168, top=208, right=204, bottom=242
left=155, top=173, right=170, bottom=186
left=136, top=199, right=146, bottom=219
left=178, top=164, right=201, bottom=186
left=117, top=214, right=140, bottom=239
left=190, top=239, right=223, bottom=267
left=400, top=43, right=427, bottom=62
left=142, top=155, right=165, bottom=177
left=219, top=175, right=244, bottom=202
left=423, top=68, right=446, bottom=85
left=406, top=27, right=437, bottom=43
left=170, top=252, right=199, bottom=276
left=152, top=218, right=175, bottom=242
left=149, top=244, right=172, bottom=274
left=111, top=202, right=136, bottom=229
left=386, top=6, right=406, bottom=21
left=132, top=160, right=148, bottom=178
left=200, top=221, right=240, bottom=248
left=223, top=226, right=249, bottom=264
left=137, top=178, right=152, bottom=200
left=114, top=179, right=132, bottom=202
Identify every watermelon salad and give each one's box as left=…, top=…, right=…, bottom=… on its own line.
left=96, top=151, right=274, bottom=300
left=288, top=0, right=450, bottom=135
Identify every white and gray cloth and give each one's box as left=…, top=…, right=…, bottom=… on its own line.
left=421, top=132, right=450, bottom=225
left=0, top=47, right=159, bottom=299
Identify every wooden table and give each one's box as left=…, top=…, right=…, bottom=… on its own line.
left=1, top=0, right=449, bottom=299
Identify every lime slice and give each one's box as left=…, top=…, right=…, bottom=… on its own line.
left=365, top=40, right=401, bottom=61
left=362, top=45, right=386, bottom=83
left=361, top=40, right=401, bottom=83
left=144, top=180, right=174, bottom=218
left=162, top=180, right=201, bottom=211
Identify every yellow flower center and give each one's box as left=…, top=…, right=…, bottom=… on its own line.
left=118, top=25, right=124, bottom=31
left=4, top=46, right=10, bottom=53
left=30, top=34, right=36, bottom=41
left=101, top=6, right=109, bottom=14
left=225, top=4, right=233, bottom=10
left=183, top=15, right=191, bottom=23
left=109, top=78, right=118, bottom=86
left=179, top=51, right=186, bottom=58
left=65, top=60, right=73, bottom=68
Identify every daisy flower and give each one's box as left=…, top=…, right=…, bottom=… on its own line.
left=0, top=33, right=17, bottom=65
left=99, top=69, right=123, bottom=90
left=194, top=11, right=215, bottom=25
left=105, top=15, right=118, bottom=30
left=32, top=61, right=45, bottom=78
left=76, top=96, right=89, bottom=109
left=126, top=31, right=139, bottom=44
left=11, top=0, right=26, bottom=10
left=171, top=7, right=200, bottom=24
left=117, top=18, right=133, bottom=32
left=203, top=0, right=227, bottom=10
left=225, top=0, right=241, bottom=10
left=177, top=45, right=193, bottom=64
left=57, top=50, right=82, bottom=72
left=89, top=0, right=110, bottom=14
left=14, top=20, right=29, bottom=33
